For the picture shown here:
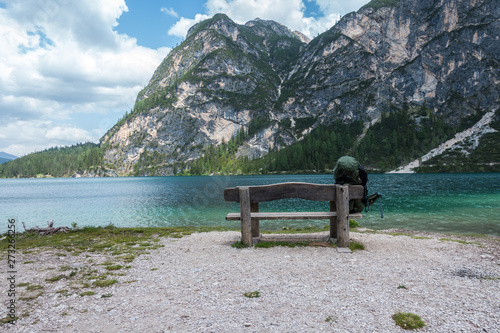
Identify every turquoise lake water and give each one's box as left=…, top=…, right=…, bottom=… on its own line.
left=1, top=173, right=499, bottom=236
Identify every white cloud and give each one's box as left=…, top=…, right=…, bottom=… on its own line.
left=0, top=0, right=170, bottom=156
left=167, top=0, right=369, bottom=40
left=168, top=13, right=211, bottom=38
left=205, top=0, right=306, bottom=28
left=161, top=7, right=179, bottom=18
left=314, top=0, right=370, bottom=16
left=0, top=120, right=94, bottom=157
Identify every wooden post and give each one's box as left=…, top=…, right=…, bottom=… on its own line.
left=239, top=187, right=252, bottom=247
left=251, top=202, right=260, bottom=238
left=336, top=185, right=350, bottom=248
left=329, top=201, right=337, bottom=239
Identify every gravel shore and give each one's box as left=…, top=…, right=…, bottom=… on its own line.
left=3, top=230, right=499, bottom=332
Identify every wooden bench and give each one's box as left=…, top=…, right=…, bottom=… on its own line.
left=224, top=182, right=364, bottom=248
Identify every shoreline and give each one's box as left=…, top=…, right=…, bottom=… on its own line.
left=2, top=170, right=500, bottom=180
left=4, top=224, right=500, bottom=239
left=2, top=228, right=499, bottom=332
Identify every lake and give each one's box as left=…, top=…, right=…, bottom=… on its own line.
left=1, top=173, right=499, bottom=236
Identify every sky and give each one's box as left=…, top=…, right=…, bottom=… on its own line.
left=0, top=0, right=370, bottom=157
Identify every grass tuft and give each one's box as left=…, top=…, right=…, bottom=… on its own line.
left=93, top=279, right=118, bottom=287
left=349, top=219, right=360, bottom=229
left=348, top=241, right=365, bottom=251
left=105, top=265, right=123, bottom=271
left=26, top=284, right=43, bottom=291
left=231, top=241, right=247, bottom=248
left=439, top=238, right=480, bottom=246
left=0, top=226, right=234, bottom=255
left=243, top=291, right=261, bottom=298
left=1, top=316, right=18, bottom=324
left=80, top=291, right=96, bottom=297
left=19, top=292, right=43, bottom=301
left=45, top=275, right=65, bottom=282
left=255, top=241, right=309, bottom=248
left=325, top=315, right=337, bottom=323
left=392, top=312, right=426, bottom=330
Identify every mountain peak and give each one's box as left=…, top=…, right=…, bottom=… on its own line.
left=186, top=13, right=236, bottom=39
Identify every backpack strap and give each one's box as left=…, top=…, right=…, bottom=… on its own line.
left=358, top=166, right=369, bottom=208
left=358, top=166, right=368, bottom=186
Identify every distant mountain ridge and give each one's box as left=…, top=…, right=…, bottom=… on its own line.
left=0, top=152, right=18, bottom=164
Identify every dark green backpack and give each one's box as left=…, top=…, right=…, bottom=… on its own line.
left=333, top=156, right=384, bottom=218
left=333, top=156, right=383, bottom=216
left=333, top=156, right=367, bottom=213
left=333, top=156, right=366, bottom=187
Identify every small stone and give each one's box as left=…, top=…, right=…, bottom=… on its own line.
left=243, top=322, right=252, bottom=327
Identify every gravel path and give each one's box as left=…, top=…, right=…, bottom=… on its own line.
left=3, top=230, right=499, bottom=332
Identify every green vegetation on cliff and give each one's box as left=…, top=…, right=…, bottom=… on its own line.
left=354, top=107, right=455, bottom=171
left=181, top=120, right=364, bottom=175
left=180, top=107, right=492, bottom=176
left=361, top=0, right=401, bottom=10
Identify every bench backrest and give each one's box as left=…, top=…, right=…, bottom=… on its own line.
left=224, top=182, right=364, bottom=203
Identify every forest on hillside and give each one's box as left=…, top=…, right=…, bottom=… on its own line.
left=0, top=143, right=103, bottom=178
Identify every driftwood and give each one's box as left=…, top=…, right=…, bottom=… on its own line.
left=22, top=220, right=70, bottom=235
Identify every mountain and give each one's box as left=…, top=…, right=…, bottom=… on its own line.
left=101, top=14, right=307, bottom=175
left=0, top=152, right=18, bottom=164
left=99, top=0, right=498, bottom=175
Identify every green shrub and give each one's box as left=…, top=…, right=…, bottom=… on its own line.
left=392, top=312, right=426, bottom=330
left=243, top=291, right=260, bottom=298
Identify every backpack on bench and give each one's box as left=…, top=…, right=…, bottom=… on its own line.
left=333, top=156, right=382, bottom=216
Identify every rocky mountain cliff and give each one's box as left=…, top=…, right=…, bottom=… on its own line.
left=101, top=0, right=499, bottom=175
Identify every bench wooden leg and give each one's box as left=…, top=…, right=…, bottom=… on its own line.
left=251, top=202, right=260, bottom=238
left=336, top=185, right=350, bottom=248
left=329, top=201, right=337, bottom=239
left=239, top=187, right=252, bottom=247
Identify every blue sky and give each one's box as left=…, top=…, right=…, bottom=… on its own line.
left=115, top=1, right=206, bottom=49
left=0, top=0, right=370, bottom=157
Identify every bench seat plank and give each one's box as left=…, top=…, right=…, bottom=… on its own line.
left=226, top=212, right=363, bottom=221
